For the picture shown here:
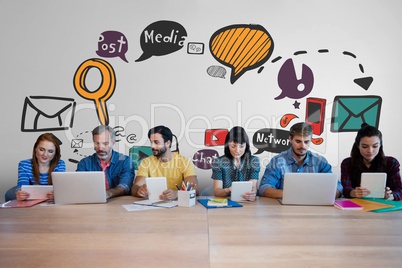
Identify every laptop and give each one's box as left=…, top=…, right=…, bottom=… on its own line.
left=52, top=171, right=107, bottom=204
left=360, top=172, right=387, bottom=198
left=280, top=173, right=338, bottom=206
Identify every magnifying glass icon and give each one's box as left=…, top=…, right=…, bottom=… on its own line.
left=73, top=58, right=116, bottom=126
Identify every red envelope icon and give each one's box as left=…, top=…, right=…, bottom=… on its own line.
left=21, top=96, right=76, bottom=132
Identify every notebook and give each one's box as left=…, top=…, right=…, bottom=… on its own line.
left=279, top=173, right=338, bottom=206
left=231, top=181, right=253, bottom=202
left=52, top=172, right=107, bottom=204
left=360, top=172, right=387, bottom=198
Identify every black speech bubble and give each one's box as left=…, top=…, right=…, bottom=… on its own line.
left=253, top=128, right=291, bottom=154
left=136, top=20, right=187, bottom=62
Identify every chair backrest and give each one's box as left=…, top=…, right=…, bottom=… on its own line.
left=5, top=185, right=18, bottom=201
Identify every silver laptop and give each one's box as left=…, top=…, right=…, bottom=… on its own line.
left=52, top=171, right=107, bottom=204
left=280, top=173, right=338, bottom=206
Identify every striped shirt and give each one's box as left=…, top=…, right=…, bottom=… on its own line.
left=17, top=159, right=66, bottom=189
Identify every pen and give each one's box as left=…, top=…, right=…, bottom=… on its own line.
left=175, top=184, right=180, bottom=191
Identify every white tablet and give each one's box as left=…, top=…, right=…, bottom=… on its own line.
left=231, top=181, right=253, bottom=202
left=21, top=185, right=53, bottom=200
left=146, top=177, right=167, bottom=201
left=360, top=172, right=387, bottom=198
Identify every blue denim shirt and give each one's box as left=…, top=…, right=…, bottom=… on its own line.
left=76, top=150, right=135, bottom=194
left=258, top=148, right=343, bottom=196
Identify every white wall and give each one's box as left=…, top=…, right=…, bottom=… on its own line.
left=1, top=0, right=401, bottom=201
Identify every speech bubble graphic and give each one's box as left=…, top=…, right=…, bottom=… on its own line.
left=311, top=137, right=324, bottom=145
left=96, top=31, right=129, bottom=63
left=207, top=65, right=227, bottom=79
left=275, top=58, right=314, bottom=100
left=280, top=113, right=299, bottom=128
left=192, top=149, right=219, bottom=170
left=253, top=128, right=290, bottom=154
left=136, top=20, right=187, bottom=62
left=210, top=24, right=274, bottom=84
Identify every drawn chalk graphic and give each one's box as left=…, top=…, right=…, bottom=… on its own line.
left=193, top=149, right=219, bottom=170
left=129, top=146, right=153, bottom=170
left=253, top=128, right=290, bottom=154
left=21, top=96, right=76, bottom=132
left=293, top=101, right=300, bottom=109
left=207, top=65, right=227, bottom=79
left=305, top=97, right=326, bottom=136
left=331, top=95, right=382, bottom=132
left=275, top=58, right=314, bottom=100
left=69, top=130, right=91, bottom=164
left=210, top=24, right=274, bottom=84
left=272, top=50, right=374, bottom=94
left=280, top=113, right=299, bottom=128
left=73, top=58, right=116, bottom=126
left=136, top=20, right=187, bottom=62
left=96, top=30, right=129, bottom=63
left=343, top=51, right=373, bottom=90
left=187, top=42, right=204, bottom=55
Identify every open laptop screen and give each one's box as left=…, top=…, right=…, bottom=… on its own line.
left=280, top=173, right=338, bottom=206
left=52, top=171, right=107, bottom=204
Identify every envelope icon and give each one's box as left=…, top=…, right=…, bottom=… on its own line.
left=331, top=95, right=382, bottom=132
left=21, top=96, right=76, bottom=132
left=71, top=139, right=83, bottom=148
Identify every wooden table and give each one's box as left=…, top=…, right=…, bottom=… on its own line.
left=1, top=196, right=401, bottom=267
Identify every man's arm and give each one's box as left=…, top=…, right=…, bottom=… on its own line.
left=106, top=186, right=126, bottom=199
left=131, top=176, right=147, bottom=197
left=262, top=187, right=283, bottom=199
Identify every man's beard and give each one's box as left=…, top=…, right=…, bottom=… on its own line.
left=153, top=145, right=167, bottom=158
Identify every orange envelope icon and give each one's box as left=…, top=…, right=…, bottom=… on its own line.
left=21, top=96, right=76, bottom=132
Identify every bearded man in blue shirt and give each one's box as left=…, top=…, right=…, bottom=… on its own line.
left=76, top=125, right=134, bottom=199
left=259, top=122, right=343, bottom=199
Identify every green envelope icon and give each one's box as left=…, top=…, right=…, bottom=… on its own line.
left=331, top=95, right=382, bottom=132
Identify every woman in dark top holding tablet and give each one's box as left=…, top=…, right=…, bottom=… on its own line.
left=211, top=126, right=260, bottom=201
left=341, top=123, right=402, bottom=200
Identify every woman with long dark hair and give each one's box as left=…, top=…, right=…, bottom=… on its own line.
left=16, top=133, right=66, bottom=200
left=211, top=126, right=260, bottom=201
left=341, top=123, right=401, bottom=200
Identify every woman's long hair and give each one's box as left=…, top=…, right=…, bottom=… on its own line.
left=350, top=123, right=386, bottom=184
left=32, top=133, right=62, bottom=184
left=224, top=126, right=251, bottom=162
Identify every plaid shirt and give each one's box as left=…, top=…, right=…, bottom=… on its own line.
left=341, top=156, right=402, bottom=200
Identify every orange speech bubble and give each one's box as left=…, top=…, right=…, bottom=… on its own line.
left=311, top=137, right=324, bottom=145
left=280, top=114, right=299, bottom=128
left=210, top=24, right=274, bottom=84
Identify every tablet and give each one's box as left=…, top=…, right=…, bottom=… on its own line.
left=360, top=172, right=387, bottom=198
left=146, top=177, right=167, bottom=201
left=231, top=181, right=253, bottom=202
left=21, top=185, right=53, bottom=200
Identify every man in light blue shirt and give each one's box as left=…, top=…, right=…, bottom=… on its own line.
left=259, top=122, right=343, bottom=199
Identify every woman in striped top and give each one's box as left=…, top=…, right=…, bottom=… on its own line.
left=16, top=133, right=66, bottom=200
